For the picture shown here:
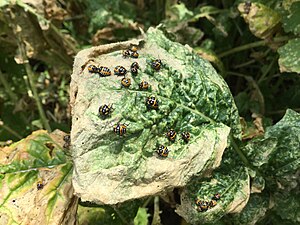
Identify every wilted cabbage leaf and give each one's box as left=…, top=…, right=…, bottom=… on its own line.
left=176, top=166, right=250, bottom=224
left=0, top=130, right=76, bottom=225
left=238, top=2, right=281, bottom=39
left=70, top=28, right=241, bottom=205
left=278, top=38, right=300, bottom=73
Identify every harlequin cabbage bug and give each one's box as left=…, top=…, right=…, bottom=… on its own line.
left=88, top=65, right=99, bottom=73
left=209, top=200, right=217, bottom=208
left=166, top=129, right=176, bottom=142
left=98, top=66, right=111, bottom=77
left=181, top=131, right=190, bottom=143
left=122, top=49, right=131, bottom=58
left=195, top=199, right=209, bottom=212
left=212, top=193, right=221, bottom=201
left=130, top=46, right=138, bottom=52
left=37, top=180, right=44, bottom=190
left=131, top=51, right=139, bottom=58
left=151, top=59, right=162, bottom=71
left=131, top=66, right=138, bottom=74
left=113, top=123, right=128, bottom=136
left=114, top=66, right=127, bottom=76
left=131, top=62, right=139, bottom=69
left=156, top=145, right=169, bottom=157
left=131, top=62, right=139, bottom=74
left=121, top=77, right=131, bottom=87
left=99, top=104, right=113, bottom=117
left=63, top=134, right=71, bottom=149
left=139, top=81, right=149, bottom=90
left=146, top=96, right=159, bottom=110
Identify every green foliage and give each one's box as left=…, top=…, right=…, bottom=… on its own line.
left=243, top=109, right=300, bottom=189
left=0, top=0, right=299, bottom=224
left=272, top=191, right=300, bottom=223
left=278, top=38, right=300, bottom=73
left=282, top=1, right=300, bottom=35
left=134, top=207, right=149, bottom=225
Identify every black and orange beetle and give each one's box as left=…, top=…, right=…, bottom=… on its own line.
left=121, top=77, right=131, bottom=87
left=151, top=59, right=162, bottom=71
left=114, top=66, right=127, bottom=76
left=195, top=199, right=209, bottom=212
left=212, top=193, right=221, bottom=201
left=131, top=62, right=139, bottom=74
left=87, top=65, right=99, bottom=73
left=139, top=81, right=149, bottom=90
left=156, top=145, right=169, bottom=157
left=98, top=66, right=111, bottom=77
left=181, top=131, right=191, bottom=143
left=122, top=49, right=131, bottom=58
left=146, top=96, right=159, bottom=110
left=131, top=51, right=139, bottom=58
left=99, top=104, right=113, bottom=117
left=37, top=180, right=44, bottom=190
left=166, top=129, right=176, bottom=142
left=113, top=123, right=128, bottom=136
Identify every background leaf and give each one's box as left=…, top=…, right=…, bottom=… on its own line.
left=282, top=1, right=300, bottom=35
left=0, top=130, right=75, bottom=225
left=278, top=38, right=300, bottom=73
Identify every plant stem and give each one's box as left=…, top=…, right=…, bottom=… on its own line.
left=24, top=63, right=52, bottom=132
left=258, top=56, right=277, bottom=84
left=230, top=135, right=251, bottom=168
left=17, top=42, right=52, bottom=132
left=218, top=36, right=290, bottom=58
left=0, top=70, right=18, bottom=103
left=112, top=206, right=131, bottom=225
left=151, top=196, right=161, bottom=225
left=228, top=71, right=265, bottom=115
left=0, top=121, right=22, bottom=139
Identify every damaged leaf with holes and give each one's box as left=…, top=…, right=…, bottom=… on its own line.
left=0, top=130, right=76, bottom=225
left=70, top=28, right=241, bottom=205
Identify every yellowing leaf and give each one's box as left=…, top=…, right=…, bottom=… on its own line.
left=0, top=130, right=76, bottom=225
left=238, top=2, right=281, bottom=39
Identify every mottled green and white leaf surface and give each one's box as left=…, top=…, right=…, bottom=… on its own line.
left=70, top=28, right=241, bottom=205
left=278, top=38, right=300, bottom=73
left=0, top=130, right=76, bottom=225
left=227, top=193, right=269, bottom=225
left=238, top=2, right=281, bottom=39
left=176, top=167, right=250, bottom=224
left=242, top=109, right=300, bottom=189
